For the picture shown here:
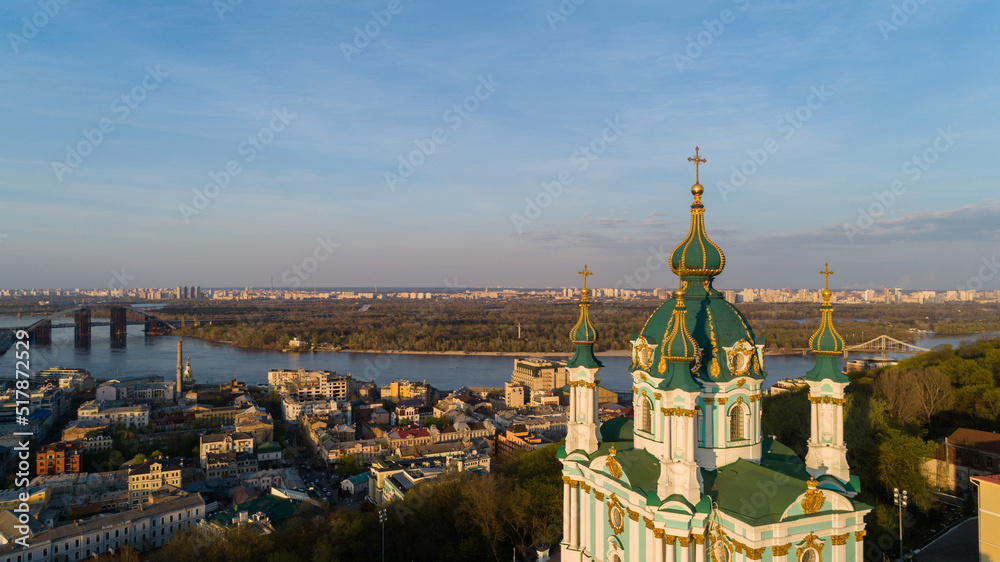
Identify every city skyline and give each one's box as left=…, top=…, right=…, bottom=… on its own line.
left=2, top=2, right=998, bottom=291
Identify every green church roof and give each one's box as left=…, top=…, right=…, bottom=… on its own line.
left=670, top=182, right=725, bottom=278
left=567, top=266, right=603, bottom=370
left=638, top=279, right=764, bottom=383
left=805, top=264, right=850, bottom=383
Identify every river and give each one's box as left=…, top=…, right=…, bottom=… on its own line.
left=1, top=314, right=995, bottom=393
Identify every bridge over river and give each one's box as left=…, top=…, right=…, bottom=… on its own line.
left=0, top=305, right=176, bottom=355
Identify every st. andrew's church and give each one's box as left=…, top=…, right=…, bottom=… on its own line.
left=559, top=149, right=870, bottom=562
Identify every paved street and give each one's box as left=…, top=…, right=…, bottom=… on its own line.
left=913, top=518, right=978, bottom=562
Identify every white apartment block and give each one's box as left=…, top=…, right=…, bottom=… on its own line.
left=77, top=401, right=150, bottom=428
left=267, top=368, right=352, bottom=400
left=0, top=492, right=204, bottom=562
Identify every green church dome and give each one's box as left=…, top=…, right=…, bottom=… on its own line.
left=670, top=169, right=725, bottom=278
left=567, top=266, right=603, bottom=370
left=636, top=161, right=763, bottom=384
left=808, top=263, right=845, bottom=356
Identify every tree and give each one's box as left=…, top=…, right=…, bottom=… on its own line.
left=876, top=429, right=937, bottom=510
left=760, top=388, right=810, bottom=456
left=336, top=454, right=364, bottom=478
left=875, top=367, right=952, bottom=425
left=132, top=453, right=147, bottom=464
left=108, top=450, right=124, bottom=469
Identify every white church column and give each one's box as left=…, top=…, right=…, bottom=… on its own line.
left=678, top=535, right=691, bottom=562
left=854, top=531, right=866, bottom=562
left=652, top=529, right=665, bottom=562
left=562, top=478, right=571, bottom=546
left=693, top=533, right=705, bottom=562
left=645, top=521, right=656, bottom=562
left=628, top=511, right=640, bottom=562
left=664, top=535, right=676, bottom=562
left=595, top=494, right=606, bottom=561
left=831, top=533, right=849, bottom=562
left=580, top=486, right=590, bottom=554
left=569, top=481, right=579, bottom=549
left=835, top=401, right=844, bottom=444
left=810, top=398, right=819, bottom=441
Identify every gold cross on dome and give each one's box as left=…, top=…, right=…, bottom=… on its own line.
left=578, top=265, right=593, bottom=290
left=688, top=146, right=706, bottom=184
left=820, top=263, right=834, bottom=291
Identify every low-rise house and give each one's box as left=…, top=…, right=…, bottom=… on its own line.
left=61, top=419, right=109, bottom=441
left=341, top=473, right=368, bottom=496
left=96, top=381, right=129, bottom=402
left=36, top=442, right=83, bottom=476
left=127, top=459, right=183, bottom=507
left=199, top=432, right=254, bottom=467
left=205, top=451, right=259, bottom=481
left=257, top=441, right=283, bottom=463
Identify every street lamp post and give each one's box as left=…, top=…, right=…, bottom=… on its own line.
left=893, top=487, right=907, bottom=561
left=379, top=508, right=387, bottom=562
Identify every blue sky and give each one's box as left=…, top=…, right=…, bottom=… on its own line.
left=1, top=0, right=998, bottom=291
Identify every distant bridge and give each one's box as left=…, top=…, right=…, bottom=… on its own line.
left=843, top=335, right=930, bottom=358
left=0, top=304, right=176, bottom=355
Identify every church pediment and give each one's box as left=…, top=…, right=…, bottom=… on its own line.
left=781, top=478, right=854, bottom=520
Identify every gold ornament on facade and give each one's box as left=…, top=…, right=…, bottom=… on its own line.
left=581, top=483, right=591, bottom=493
left=626, top=508, right=640, bottom=522
left=679, top=536, right=691, bottom=547
left=727, top=339, right=755, bottom=376
left=606, top=445, right=623, bottom=479
left=704, top=397, right=715, bottom=405
left=654, top=392, right=662, bottom=400
left=561, top=476, right=572, bottom=485
left=595, top=491, right=604, bottom=501
left=831, top=534, right=848, bottom=546
left=632, top=336, right=653, bottom=371
left=643, top=516, right=655, bottom=530
left=692, top=533, right=705, bottom=545
left=772, top=544, right=791, bottom=556
left=747, top=547, right=765, bottom=560
left=653, top=529, right=665, bottom=539
left=796, top=533, right=824, bottom=561
left=737, top=379, right=746, bottom=387
left=854, top=530, right=866, bottom=541
left=711, top=358, right=721, bottom=378
left=569, top=480, right=580, bottom=489
left=717, top=397, right=727, bottom=405
left=801, top=478, right=825, bottom=514
left=664, top=535, right=677, bottom=546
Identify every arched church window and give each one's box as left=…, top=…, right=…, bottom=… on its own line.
left=610, top=554, right=622, bottom=562
left=800, top=547, right=819, bottom=562
left=640, top=397, right=652, bottom=433
left=729, top=404, right=745, bottom=441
